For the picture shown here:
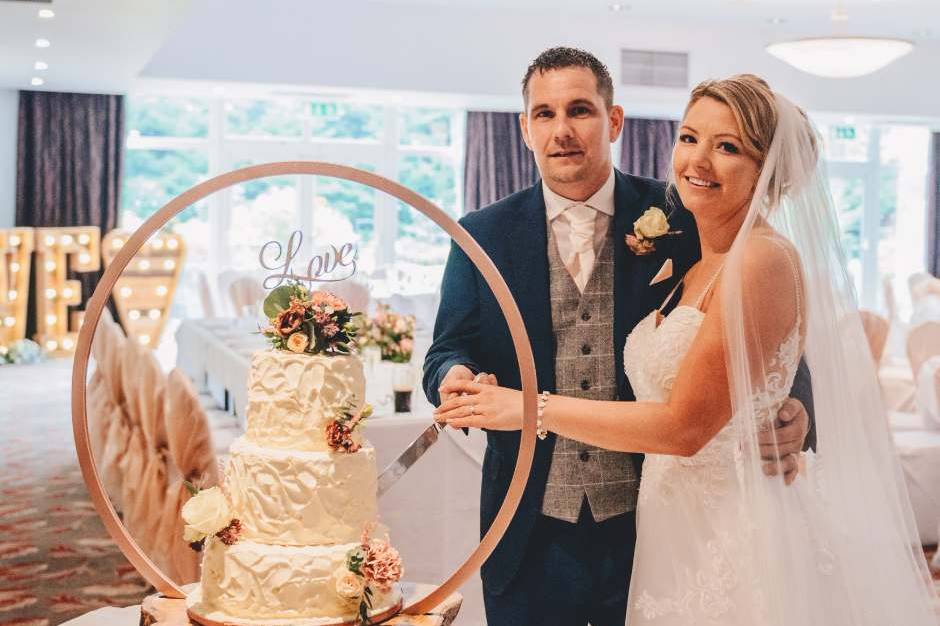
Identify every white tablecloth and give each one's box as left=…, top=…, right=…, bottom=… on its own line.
left=173, top=319, right=487, bottom=625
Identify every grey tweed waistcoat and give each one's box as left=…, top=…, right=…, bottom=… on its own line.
left=541, top=220, right=640, bottom=522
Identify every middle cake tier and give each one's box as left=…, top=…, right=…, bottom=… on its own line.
left=226, top=436, right=377, bottom=545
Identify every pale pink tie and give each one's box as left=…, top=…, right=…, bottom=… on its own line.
left=565, top=202, right=596, bottom=292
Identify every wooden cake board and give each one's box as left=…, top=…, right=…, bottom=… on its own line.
left=140, top=583, right=462, bottom=626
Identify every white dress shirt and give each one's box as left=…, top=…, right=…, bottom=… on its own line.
left=542, top=168, right=616, bottom=292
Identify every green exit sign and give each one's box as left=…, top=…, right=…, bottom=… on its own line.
left=311, top=102, right=339, bottom=117
left=835, top=125, right=856, bottom=140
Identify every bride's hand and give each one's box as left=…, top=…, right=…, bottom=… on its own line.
left=434, top=380, right=523, bottom=431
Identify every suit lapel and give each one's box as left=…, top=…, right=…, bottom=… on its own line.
left=612, top=170, right=649, bottom=399
left=506, top=183, right=554, bottom=392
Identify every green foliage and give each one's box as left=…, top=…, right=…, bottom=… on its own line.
left=226, top=100, right=303, bottom=137
left=397, top=155, right=456, bottom=264
left=234, top=160, right=297, bottom=202
left=310, top=102, right=384, bottom=140
left=315, top=173, right=376, bottom=241
left=123, top=149, right=208, bottom=222
left=126, top=97, right=208, bottom=138
left=399, top=108, right=452, bottom=147
left=346, top=546, right=366, bottom=575
left=262, top=284, right=299, bottom=319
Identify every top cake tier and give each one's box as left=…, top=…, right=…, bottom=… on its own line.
left=245, top=350, right=366, bottom=451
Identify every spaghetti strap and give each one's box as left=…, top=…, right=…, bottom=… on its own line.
left=694, top=265, right=724, bottom=311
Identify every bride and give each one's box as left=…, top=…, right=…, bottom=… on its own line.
left=435, top=74, right=938, bottom=624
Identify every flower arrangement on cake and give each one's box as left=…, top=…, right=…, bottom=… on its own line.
left=355, top=304, right=416, bottom=363
left=181, top=483, right=242, bottom=552
left=335, top=524, right=404, bottom=625
left=326, top=399, right=373, bottom=453
left=261, top=282, right=359, bottom=355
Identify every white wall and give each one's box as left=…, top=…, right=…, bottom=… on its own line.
left=140, top=0, right=940, bottom=119
left=0, top=89, right=16, bottom=228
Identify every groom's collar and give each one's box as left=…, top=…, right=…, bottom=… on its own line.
left=542, top=168, right=616, bottom=221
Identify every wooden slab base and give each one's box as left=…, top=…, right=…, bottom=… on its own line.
left=140, top=583, right=462, bottom=626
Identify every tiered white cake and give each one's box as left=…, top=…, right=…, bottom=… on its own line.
left=189, top=350, right=401, bottom=624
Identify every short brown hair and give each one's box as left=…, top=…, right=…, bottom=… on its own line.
left=522, top=46, right=614, bottom=110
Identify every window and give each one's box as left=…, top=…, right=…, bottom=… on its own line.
left=122, top=93, right=465, bottom=320
left=819, top=120, right=931, bottom=315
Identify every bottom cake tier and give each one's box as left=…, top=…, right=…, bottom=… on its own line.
left=195, top=537, right=401, bottom=622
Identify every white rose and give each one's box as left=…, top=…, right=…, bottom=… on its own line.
left=183, top=525, right=205, bottom=543
left=334, top=568, right=366, bottom=600
left=633, top=207, right=669, bottom=240
left=181, top=486, right=232, bottom=536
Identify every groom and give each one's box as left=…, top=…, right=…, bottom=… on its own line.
left=423, top=47, right=813, bottom=626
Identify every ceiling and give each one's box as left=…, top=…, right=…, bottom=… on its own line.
left=371, top=0, right=937, bottom=36
left=0, top=0, right=193, bottom=93
left=0, top=0, right=935, bottom=94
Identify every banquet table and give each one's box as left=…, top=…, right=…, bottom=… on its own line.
left=172, top=319, right=487, bottom=625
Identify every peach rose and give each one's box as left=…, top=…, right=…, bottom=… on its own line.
left=287, top=332, right=309, bottom=353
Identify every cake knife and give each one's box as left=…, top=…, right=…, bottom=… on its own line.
left=376, top=372, right=483, bottom=496
left=376, top=419, right=445, bottom=497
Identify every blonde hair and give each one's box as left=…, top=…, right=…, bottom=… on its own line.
left=685, top=74, right=777, bottom=163
left=667, top=74, right=817, bottom=210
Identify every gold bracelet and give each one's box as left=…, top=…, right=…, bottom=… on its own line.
left=536, top=390, right=550, bottom=440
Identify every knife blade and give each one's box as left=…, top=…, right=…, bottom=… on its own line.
left=375, top=372, right=485, bottom=496
left=376, top=421, right=444, bottom=497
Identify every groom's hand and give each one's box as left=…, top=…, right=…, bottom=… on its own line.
left=439, top=365, right=477, bottom=404
left=439, top=366, right=498, bottom=404
left=759, top=398, right=809, bottom=486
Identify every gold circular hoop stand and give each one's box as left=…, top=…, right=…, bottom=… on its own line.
left=71, top=161, right=539, bottom=619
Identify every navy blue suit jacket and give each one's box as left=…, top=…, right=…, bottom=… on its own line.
left=422, top=170, right=703, bottom=594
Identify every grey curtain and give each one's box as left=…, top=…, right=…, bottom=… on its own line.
left=929, top=133, right=940, bottom=277
left=463, top=111, right=538, bottom=213
left=15, top=90, right=124, bottom=336
left=619, top=117, right=679, bottom=180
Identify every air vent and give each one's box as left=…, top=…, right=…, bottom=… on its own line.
left=620, top=49, right=689, bottom=88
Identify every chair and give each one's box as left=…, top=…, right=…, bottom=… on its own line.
left=906, top=321, right=940, bottom=379
left=196, top=270, right=217, bottom=319
left=317, top=279, right=370, bottom=313
left=93, top=310, right=133, bottom=509
left=118, top=340, right=170, bottom=554
left=227, top=276, right=265, bottom=318
left=154, top=368, right=219, bottom=583
left=859, top=310, right=889, bottom=365
left=882, top=275, right=898, bottom=323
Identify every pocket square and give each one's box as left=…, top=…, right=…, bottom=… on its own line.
left=649, top=258, right=673, bottom=286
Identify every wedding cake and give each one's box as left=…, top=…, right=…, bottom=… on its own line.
left=184, top=285, right=403, bottom=625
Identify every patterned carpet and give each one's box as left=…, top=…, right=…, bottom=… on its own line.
left=0, top=359, right=149, bottom=626
left=0, top=360, right=937, bottom=625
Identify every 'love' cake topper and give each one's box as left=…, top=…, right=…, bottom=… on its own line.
left=259, top=230, right=358, bottom=289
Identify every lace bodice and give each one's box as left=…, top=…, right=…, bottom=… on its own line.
left=623, top=305, right=802, bottom=467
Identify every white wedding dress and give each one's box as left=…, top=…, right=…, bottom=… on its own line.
left=622, top=303, right=836, bottom=625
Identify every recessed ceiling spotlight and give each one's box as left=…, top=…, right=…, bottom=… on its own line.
left=609, top=3, right=627, bottom=12
left=34, top=61, right=48, bottom=71
left=768, top=17, right=787, bottom=25
left=35, top=38, right=50, bottom=48
left=31, top=77, right=44, bottom=86
left=38, top=8, right=55, bottom=18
